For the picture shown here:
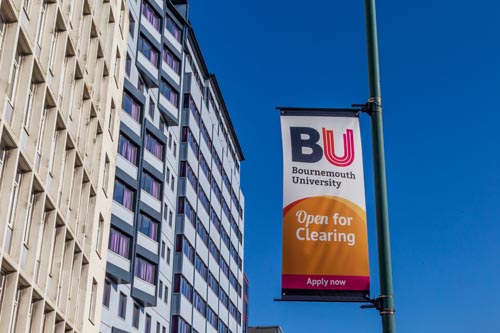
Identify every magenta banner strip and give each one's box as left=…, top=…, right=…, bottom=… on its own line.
left=282, top=274, right=369, bottom=291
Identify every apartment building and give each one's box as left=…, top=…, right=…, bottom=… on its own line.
left=172, top=25, right=246, bottom=333
left=101, top=1, right=247, bottom=333
left=0, top=0, right=128, bottom=332
left=100, top=0, right=184, bottom=332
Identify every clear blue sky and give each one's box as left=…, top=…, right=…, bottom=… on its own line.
left=188, top=0, right=500, bottom=332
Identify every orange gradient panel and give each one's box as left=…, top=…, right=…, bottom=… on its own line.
left=282, top=196, right=369, bottom=277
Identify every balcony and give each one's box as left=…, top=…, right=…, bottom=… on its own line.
left=159, top=93, right=179, bottom=122
left=140, top=189, right=161, bottom=212
left=112, top=202, right=135, bottom=227
left=121, top=109, right=141, bottom=137
left=107, top=251, right=131, bottom=272
left=116, top=154, right=138, bottom=180
left=137, top=232, right=159, bottom=255
left=161, top=61, right=181, bottom=85
left=143, top=149, right=163, bottom=173
left=134, top=276, right=156, bottom=296
left=164, top=29, right=182, bottom=53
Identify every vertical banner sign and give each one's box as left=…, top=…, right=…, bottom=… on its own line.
left=280, top=108, right=370, bottom=302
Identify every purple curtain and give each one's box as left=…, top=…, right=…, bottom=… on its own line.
left=123, top=189, right=133, bottom=209
left=131, top=103, right=139, bottom=121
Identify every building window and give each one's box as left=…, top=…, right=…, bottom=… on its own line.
left=160, top=80, right=178, bottom=106
left=213, top=148, right=222, bottom=173
left=208, top=273, right=219, bottom=294
left=193, top=292, right=206, bottom=316
left=186, top=96, right=200, bottom=123
left=208, top=238, right=220, bottom=264
left=135, top=256, right=156, bottom=284
left=109, top=100, right=116, bottom=135
left=118, top=134, right=138, bottom=165
left=163, top=203, right=168, bottom=220
left=196, top=219, right=209, bottom=247
left=178, top=197, right=196, bottom=223
left=113, top=180, right=135, bottom=210
left=114, top=49, right=121, bottom=83
left=173, top=274, right=192, bottom=302
left=219, top=288, right=228, bottom=308
left=108, top=228, right=131, bottom=258
left=132, top=303, right=140, bottom=328
left=141, top=2, right=161, bottom=31
left=180, top=161, right=197, bottom=189
left=149, top=97, right=155, bottom=119
left=222, top=198, right=230, bottom=220
left=161, top=241, right=166, bottom=258
left=122, top=92, right=141, bottom=121
left=206, top=307, right=218, bottom=328
left=48, top=32, right=58, bottom=71
left=220, top=227, right=230, bottom=249
left=218, top=320, right=228, bottom=333
left=1, top=14, right=7, bottom=48
left=194, top=254, right=208, bottom=281
left=23, top=192, right=35, bottom=245
left=200, top=155, right=211, bottom=179
left=96, top=215, right=105, bottom=254
left=167, top=247, right=171, bottom=264
left=145, top=132, right=164, bottom=160
left=210, top=208, right=221, bottom=233
left=164, top=286, right=168, bottom=304
left=103, top=280, right=111, bottom=308
left=220, top=258, right=229, bottom=278
left=222, top=170, right=231, bottom=191
left=102, top=155, right=110, bottom=193
left=125, top=54, right=132, bottom=76
left=168, top=210, right=173, bottom=227
left=129, top=12, right=135, bottom=37
left=211, top=176, right=222, bottom=201
left=118, top=293, right=127, bottom=319
left=200, top=122, right=212, bottom=148
left=176, top=235, right=194, bottom=263
left=138, top=75, right=145, bottom=93
left=138, top=214, right=159, bottom=241
left=23, top=82, right=36, bottom=130
left=8, top=49, right=22, bottom=104
left=160, top=117, right=165, bottom=132
left=198, top=188, right=209, bottom=213
left=163, top=48, right=180, bottom=74
left=145, top=314, right=152, bottom=333
left=166, top=16, right=181, bottom=42
left=142, top=172, right=161, bottom=200
left=89, top=279, right=98, bottom=322
left=138, top=36, right=159, bottom=67
left=159, top=281, right=163, bottom=299
left=171, top=316, right=192, bottom=333
left=7, top=171, right=22, bottom=229
left=181, top=127, right=199, bottom=157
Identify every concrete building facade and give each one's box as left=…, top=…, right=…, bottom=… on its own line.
left=0, top=0, right=128, bottom=331
left=171, top=25, right=246, bottom=333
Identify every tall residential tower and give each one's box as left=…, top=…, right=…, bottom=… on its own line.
left=100, top=1, right=247, bottom=333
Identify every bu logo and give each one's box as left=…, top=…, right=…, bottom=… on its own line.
left=290, top=127, right=355, bottom=167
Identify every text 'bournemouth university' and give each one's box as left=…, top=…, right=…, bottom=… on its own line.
left=0, top=0, right=249, bottom=333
